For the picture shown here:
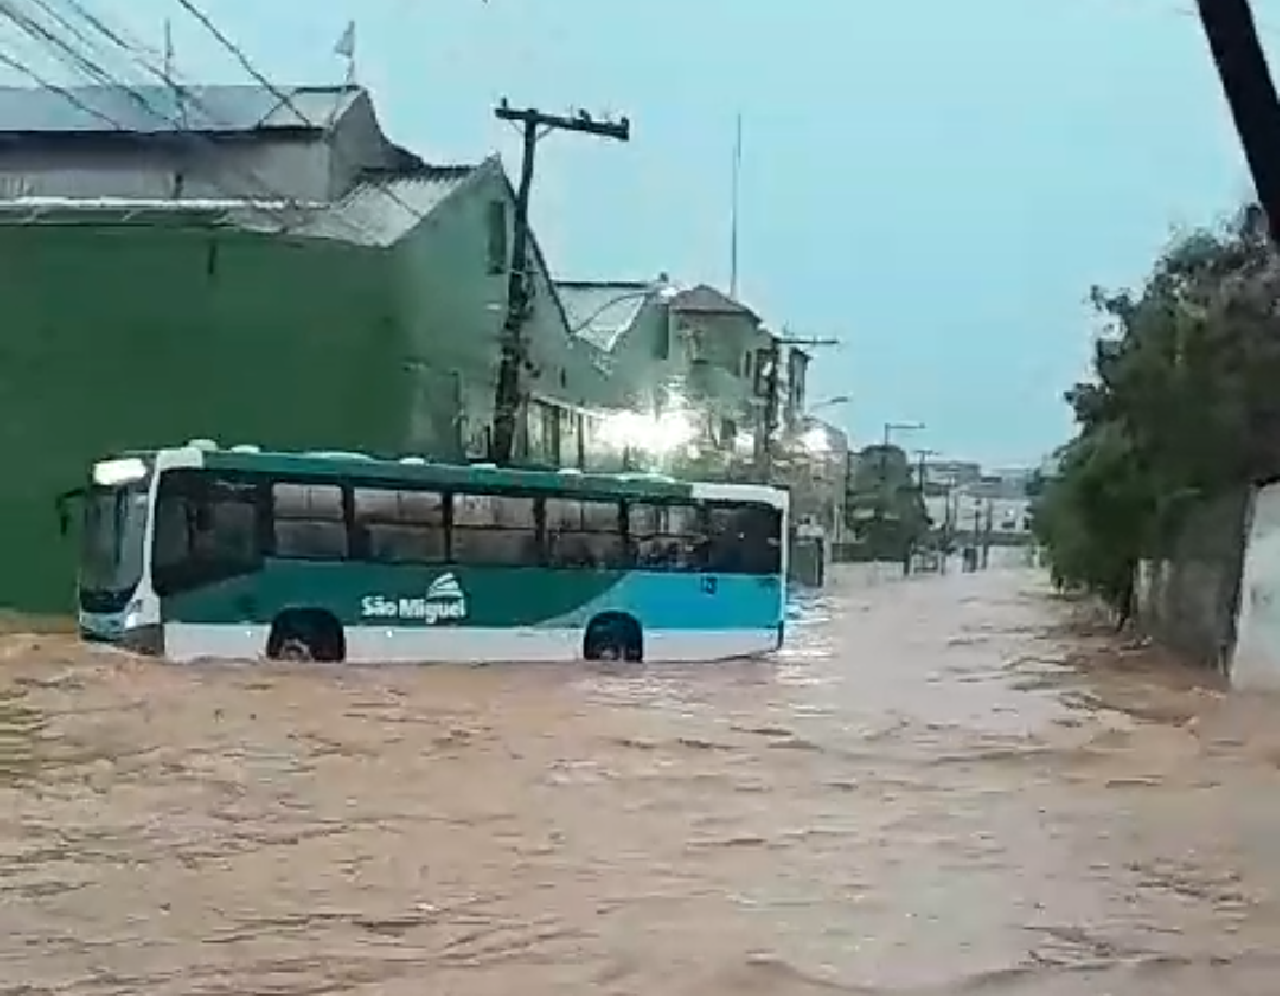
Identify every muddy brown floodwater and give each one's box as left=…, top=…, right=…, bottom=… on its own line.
left=3, top=569, right=1280, bottom=994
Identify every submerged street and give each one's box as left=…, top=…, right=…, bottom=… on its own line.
left=2, top=568, right=1280, bottom=994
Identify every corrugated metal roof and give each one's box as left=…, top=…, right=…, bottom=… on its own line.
left=0, top=163, right=482, bottom=244
left=288, top=163, right=480, bottom=246
left=0, top=83, right=359, bottom=134
left=556, top=280, right=650, bottom=351
left=670, top=283, right=757, bottom=319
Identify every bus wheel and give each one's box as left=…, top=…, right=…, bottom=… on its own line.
left=584, top=613, right=643, bottom=664
left=278, top=638, right=312, bottom=662
left=267, top=609, right=346, bottom=663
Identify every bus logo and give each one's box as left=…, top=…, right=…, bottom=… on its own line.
left=360, top=573, right=468, bottom=624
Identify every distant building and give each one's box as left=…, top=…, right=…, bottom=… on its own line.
left=923, top=459, right=983, bottom=488
left=0, top=83, right=415, bottom=203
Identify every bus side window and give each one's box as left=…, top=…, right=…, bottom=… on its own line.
left=151, top=471, right=261, bottom=595
left=706, top=504, right=782, bottom=574
left=353, top=487, right=445, bottom=564
left=452, top=493, right=536, bottom=566
left=272, top=483, right=347, bottom=560
left=545, top=498, right=623, bottom=569
left=627, top=501, right=705, bottom=571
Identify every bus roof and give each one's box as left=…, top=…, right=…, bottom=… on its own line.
left=121, top=441, right=788, bottom=508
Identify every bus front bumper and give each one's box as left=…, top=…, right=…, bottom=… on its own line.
left=79, top=612, right=164, bottom=657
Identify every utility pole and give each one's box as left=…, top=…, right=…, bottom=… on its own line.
left=489, top=100, right=630, bottom=465
left=1195, top=0, right=1280, bottom=244
left=912, top=448, right=935, bottom=491
left=980, top=498, right=994, bottom=570
left=759, top=332, right=837, bottom=482
left=911, top=447, right=936, bottom=571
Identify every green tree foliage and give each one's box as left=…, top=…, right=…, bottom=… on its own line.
left=1035, top=207, right=1280, bottom=609
left=845, top=444, right=929, bottom=561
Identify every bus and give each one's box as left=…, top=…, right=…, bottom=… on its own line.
left=59, top=440, right=788, bottom=664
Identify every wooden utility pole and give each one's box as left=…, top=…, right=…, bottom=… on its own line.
left=759, top=333, right=837, bottom=481
left=1195, top=0, right=1280, bottom=243
left=489, top=100, right=630, bottom=465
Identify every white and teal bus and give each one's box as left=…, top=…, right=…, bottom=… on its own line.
left=59, top=440, right=788, bottom=664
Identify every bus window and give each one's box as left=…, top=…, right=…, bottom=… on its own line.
left=151, top=471, right=261, bottom=595
left=452, top=493, right=536, bottom=566
left=545, top=498, right=623, bottom=568
left=627, top=502, right=706, bottom=571
left=272, top=483, right=347, bottom=560
left=353, top=487, right=445, bottom=564
left=706, top=504, right=782, bottom=574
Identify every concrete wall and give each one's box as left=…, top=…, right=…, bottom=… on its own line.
left=0, top=134, right=334, bottom=202
left=0, top=99, right=400, bottom=204
left=1132, top=489, right=1250, bottom=672
left=679, top=311, right=770, bottom=434
left=1231, top=482, right=1280, bottom=690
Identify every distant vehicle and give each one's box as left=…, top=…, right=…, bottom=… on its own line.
left=58, top=441, right=788, bottom=664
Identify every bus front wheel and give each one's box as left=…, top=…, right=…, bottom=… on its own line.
left=584, top=613, right=643, bottom=663
left=267, top=609, right=346, bottom=663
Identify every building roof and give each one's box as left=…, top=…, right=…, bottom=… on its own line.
left=0, top=161, right=484, bottom=246
left=670, top=283, right=758, bottom=320
left=291, top=163, right=480, bottom=246
left=555, top=280, right=651, bottom=351
left=0, top=83, right=361, bottom=134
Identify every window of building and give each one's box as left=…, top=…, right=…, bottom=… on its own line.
left=545, top=497, right=624, bottom=568
left=719, top=418, right=738, bottom=451
left=486, top=200, right=508, bottom=274
left=272, top=482, right=348, bottom=560
left=451, top=493, right=537, bottom=565
left=353, top=487, right=446, bottom=564
left=627, top=501, right=705, bottom=571
left=743, top=351, right=753, bottom=379
left=753, top=347, right=772, bottom=396
left=561, top=411, right=583, bottom=469
left=655, top=317, right=671, bottom=360
left=706, top=503, right=782, bottom=574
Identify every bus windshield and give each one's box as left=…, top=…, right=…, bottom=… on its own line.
left=79, top=484, right=149, bottom=608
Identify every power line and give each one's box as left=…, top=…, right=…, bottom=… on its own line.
left=168, top=0, right=434, bottom=229
left=0, top=44, right=121, bottom=130
left=0, top=0, right=352, bottom=234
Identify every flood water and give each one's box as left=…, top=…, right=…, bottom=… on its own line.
left=3, top=567, right=1280, bottom=994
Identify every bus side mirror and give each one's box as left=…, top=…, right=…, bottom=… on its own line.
left=54, top=488, right=83, bottom=538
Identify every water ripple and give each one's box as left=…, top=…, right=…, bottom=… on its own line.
left=0, top=569, right=1278, bottom=993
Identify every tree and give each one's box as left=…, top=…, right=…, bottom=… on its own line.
left=846, top=444, right=928, bottom=561
left=1035, top=209, right=1280, bottom=612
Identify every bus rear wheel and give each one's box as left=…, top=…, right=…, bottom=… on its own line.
left=267, top=609, right=346, bottom=663
left=584, top=613, right=643, bottom=663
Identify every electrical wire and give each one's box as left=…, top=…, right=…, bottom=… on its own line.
left=168, top=0, right=437, bottom=229
left=0, top=43, right=120, bottom=130
left=0, top=0, right=372, bottom=237
left=38, top=0, right=360, bottom=230
left=0, top=0, right=308, bottom=228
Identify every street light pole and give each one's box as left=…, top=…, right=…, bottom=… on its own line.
left=872, top=420, right=924, bottom=564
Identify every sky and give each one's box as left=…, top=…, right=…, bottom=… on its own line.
left=7, top=0, right=1266, bottom=465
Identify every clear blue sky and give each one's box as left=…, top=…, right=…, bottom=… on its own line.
left=14, top=0, right=1264, bottom=464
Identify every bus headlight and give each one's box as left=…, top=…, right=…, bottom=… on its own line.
left=123, top=600, right=143, bottom=630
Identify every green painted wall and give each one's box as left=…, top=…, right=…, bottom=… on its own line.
left=0, top=221, right=403, bottom=614
left=390, top=167, right=616, bottom=460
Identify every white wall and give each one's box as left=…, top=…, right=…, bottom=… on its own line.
left=1231, top=482, right=1280, bottom=690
